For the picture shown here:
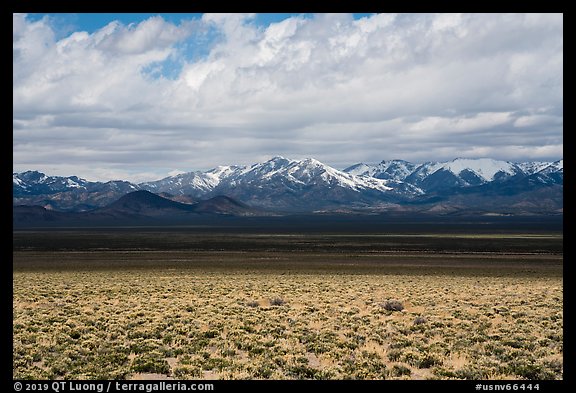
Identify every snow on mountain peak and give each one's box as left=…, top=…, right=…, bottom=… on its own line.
left=301, top=157, right=322, bottom=165
left=344, top=160, right=417, bottom=181
left=516, top=161, right=552, bottom=175
left=288, top=158, right=393, bottom=191
left=269, top=155, right=290, bottom=162
left=65, top=178, right=84, bottom=188
left=344, top=163, right=371, bottom=176
left=225, top=156, right=395, bottom=192
left=207, top=165, right=243, bottom=179
left=266, top=156, right=295, bottom=168
left=13, top=175, right=24, bottom=186
left=442, top=158, right=516, bottom=181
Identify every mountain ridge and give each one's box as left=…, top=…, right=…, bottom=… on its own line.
left=13, top=190, right=267, bottom=227
left=14, top=156, right=563, bottom=215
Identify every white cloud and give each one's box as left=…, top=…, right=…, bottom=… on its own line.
left=514, top=114, right=562, bottom=128
left=13, top=13, right=563, bottom=182
left=408, top=112, right=513, bottom=134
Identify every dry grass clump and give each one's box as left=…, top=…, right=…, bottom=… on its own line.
left=382, top=299, right=404, bottom=312
left=269, top=297, right=286, bottom=306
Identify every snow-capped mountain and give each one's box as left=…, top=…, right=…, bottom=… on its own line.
left=13, top=171, right=140, bottom=196
left=13, top=171, right=91, bottom=195
left=344, top=157, right=558, bottom=193
left=140, top=167, right=235, bottom=196
left=537, top=159, right=563, bottom=174
left=13, top=171, right=140, bottom=212
left=140, top=156, right=416, bottom=210
left=430, top=158, right=521, bottom=182
left=13, top=156, right=563, bottom=214
left=344, top=160, right=417, bottom=181
left=142, top=156, right=398, bottom=196
left=343, top=157, right=563, bottom=213
left=516, top=161, right=554, bottom=175
left=239, top=156, right=395, bottom=192
left=523, top=159, right=563, bottom=185
left=405, top=158, right=524, bottom=192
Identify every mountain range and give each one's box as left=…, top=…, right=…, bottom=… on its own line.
left=13, top=156, right=563, bottom=220
left=13, top=190, right=266, bottom=227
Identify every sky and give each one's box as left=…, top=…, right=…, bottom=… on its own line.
left=13, top=13, right=563, bottom=182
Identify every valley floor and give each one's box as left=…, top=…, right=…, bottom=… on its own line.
left=12, top=229, right=563, bottom=380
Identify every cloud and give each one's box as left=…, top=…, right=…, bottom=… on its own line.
left=13, top=13, right=563, bottom=181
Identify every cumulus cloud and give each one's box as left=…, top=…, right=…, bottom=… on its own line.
left=13, top=13, right=563, bottom=181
